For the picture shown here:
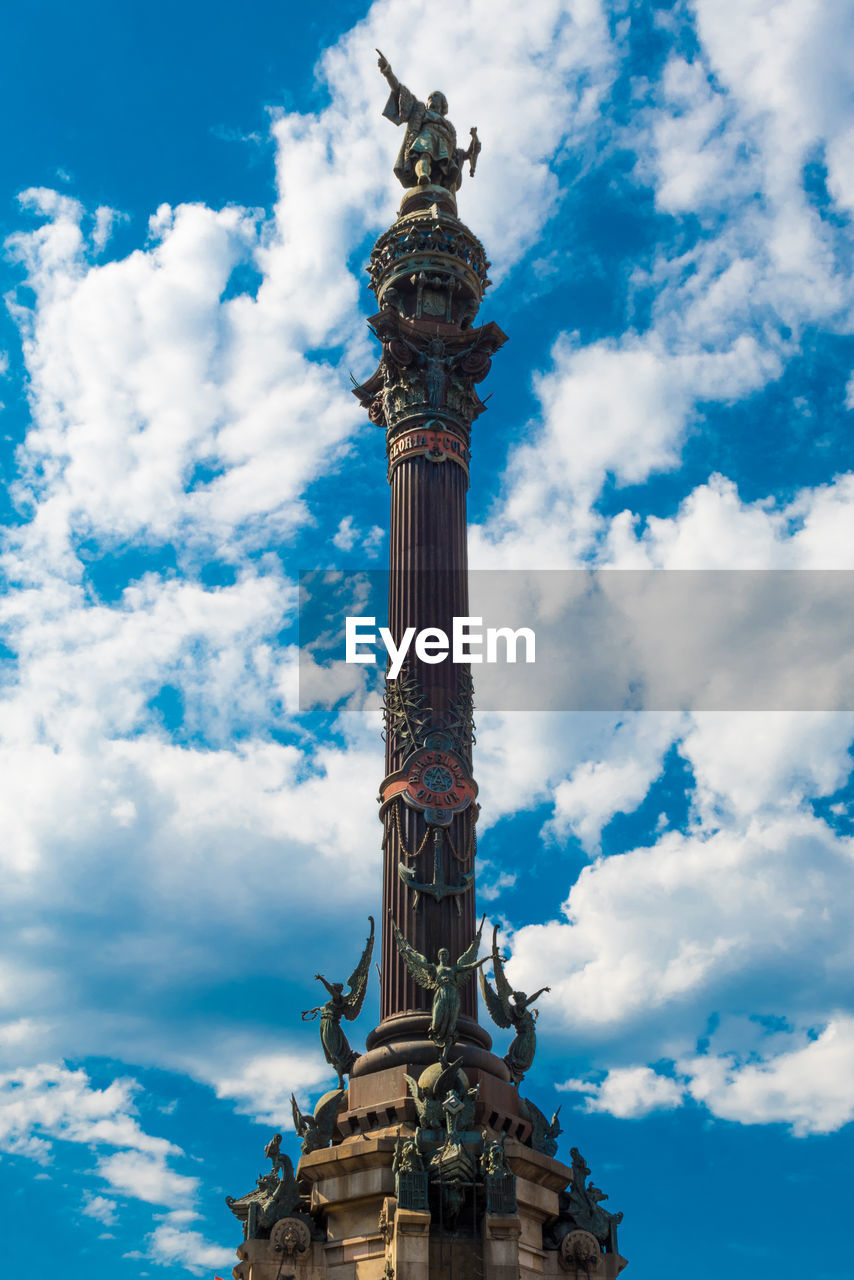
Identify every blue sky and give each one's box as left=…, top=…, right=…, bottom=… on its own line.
left=1, top=1, right=853, bottom=1276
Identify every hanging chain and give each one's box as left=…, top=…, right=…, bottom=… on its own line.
left=384, top=799, right=476, bottom=864
left=445, top=809, right=477, bottom=864
left=385, top=798, right=431, bottom=862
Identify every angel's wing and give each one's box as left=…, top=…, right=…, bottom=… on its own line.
left=344, top=916, right=375, bottom=1021
left=403, top=1072, right=421, bottom=1102
left=434, top=1056, right=463, bottom=1099
left=489, top=925, right=515, bottom=1008
left=456, top=913, right=486, bottom=969
left=390, top=917, right=437, bottom=989
left=315, top=1088, right=345, bottom=1131
left=290, top=1093, right=307, bottom=1135
left=479, top=968, right=512, bottom=1029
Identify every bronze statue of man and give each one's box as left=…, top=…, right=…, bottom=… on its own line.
left=377, top=50, right=479, bottom=191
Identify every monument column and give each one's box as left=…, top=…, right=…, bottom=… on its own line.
left=225, top=52, right=628, bottom=1280
left=348, top=63, right=507, bottom=1064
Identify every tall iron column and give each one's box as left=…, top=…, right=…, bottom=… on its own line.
left=351, top=62, right=506, bottom=1069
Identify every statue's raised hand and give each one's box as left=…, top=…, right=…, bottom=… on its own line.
left=376, top=49, right=398, bottom=89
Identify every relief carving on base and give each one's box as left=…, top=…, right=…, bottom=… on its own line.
left=560, top=1229, right=602, bottom=1273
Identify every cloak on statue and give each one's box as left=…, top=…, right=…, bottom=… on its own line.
left=383, top=82, right=464, bottom=191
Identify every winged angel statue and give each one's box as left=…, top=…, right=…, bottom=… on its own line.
left=479, top=925, right=549, bottom=1085
left=302, top=917, right=375, bottom=1086
left=391, top=915, right=490, bottom=1060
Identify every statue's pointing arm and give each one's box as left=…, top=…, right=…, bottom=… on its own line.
left=377, top=49, right=418, bottom=127
left=376, top=49, right=399, bottom=93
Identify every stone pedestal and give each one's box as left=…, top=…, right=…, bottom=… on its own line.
left=483, top=1213, right=523, bottom=1280
left=394, top=1207, right=432, bottom=1280
left=230, top=1131, right=627, bottom=1280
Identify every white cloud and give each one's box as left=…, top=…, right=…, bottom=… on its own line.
left=92, top=206, right=123, bottom=254
left=560, top=1065, right=684, bottom=1119
left=0, top=1062, right=207, bottom=1212
left=681, top=710, right=854, bottom=821
left=201, top=1049, right=335, bottom=1127
left=147, top=1212, right=233, bottom=1277
left=478, top=864, right=518, bottom=902
left=331, top=516, right=385, bottom=557
left=508, top=794, right=854, bottom=1038
left=546, top=715, right=679, bottom=851
left=332, top=515, right=357, bottom=552
left=97, top=1150, right=198, bottom=1206
left=483, top=700, right=854, bottom=1144
left=682, top=1017, right=854, bottom=1136
left=469, top=0, right=854, bottom=573
left=558, top=1017, right=854, bottom=1135
left=83, top=1194, right=119, bottom=1226
left=0, top=1063, right=173, bottom=1162
left=604, top=474, right=854, bottom=570
left=469, top=335, right=781, bottom=569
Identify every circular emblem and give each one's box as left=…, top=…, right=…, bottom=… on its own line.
left=380, top=732, right=477, bottom=826
left=423, top=764, right=454, bottom=792
left=461, top=349, right=491, bottom=380
left=270, top=1217, right=311, bottom=1258
left=387, top=338, right=413, bottom=366
left=402, top=739, right=476, bottom=825
left=559, top=1230, right=601, bottom=1273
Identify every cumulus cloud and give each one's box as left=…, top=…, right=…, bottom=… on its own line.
left=560, top=1065, right=684, bottom=1119
left=198, top=1048, right=336, bottom=1127
left=470, top=0, right=854, bottom=572
left=0, top=1060, right=236, bottom=1273
left=559, top=1017, right=854, bottom=1135
left=0, top=1063, right=199, bottom=1203
left=545, top=715, right=679, bottom=851
left=147, top=1213, right=233, bottom=1276
left=682, top=1017, right=854, bottom=1136
left=82, top=1194, right=119, bottom=1226
left=604, top=474, right=854, bottom=569
left=0, top=1064, right=169, bottom=1160
left=97, top=1150, right=198, bottom=1206
left=491, top=705, right=854, bottom=1138
left=511, top=800, right=854, bottom=1039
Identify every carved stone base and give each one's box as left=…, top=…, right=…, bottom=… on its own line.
left=229, top=1134, right=628, bottom=1280
left=337, top=1062, right=530, bottom=1144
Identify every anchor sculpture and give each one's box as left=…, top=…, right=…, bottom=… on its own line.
left=398, top=826, right=473, bottom=912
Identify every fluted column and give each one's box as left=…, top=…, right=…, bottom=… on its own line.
left=380, top=452, right=476, bottom=1022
